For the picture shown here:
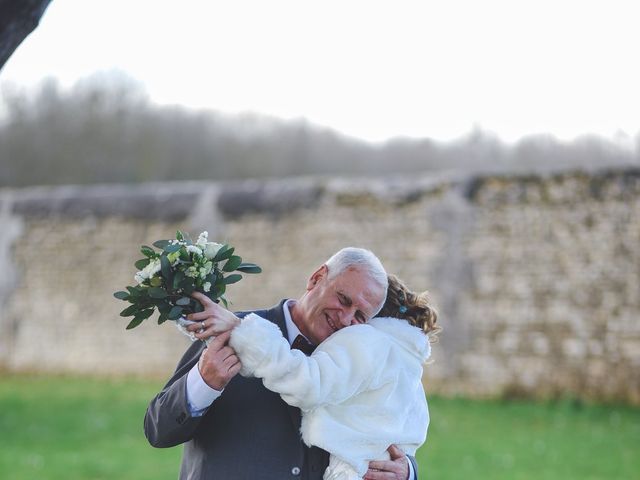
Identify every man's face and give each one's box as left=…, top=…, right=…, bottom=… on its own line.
left=293, top=265, right=385, bottom=345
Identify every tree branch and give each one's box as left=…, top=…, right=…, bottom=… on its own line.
left=0, top=0, right=53, bottom=71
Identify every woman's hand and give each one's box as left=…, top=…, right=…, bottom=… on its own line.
left=186, top=291, right=241, bottom=340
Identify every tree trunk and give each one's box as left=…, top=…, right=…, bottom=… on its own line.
left=0, top=0, right=53, bottom=71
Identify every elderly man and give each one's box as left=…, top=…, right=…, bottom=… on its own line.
left=144, top=247, right=419, bottom=480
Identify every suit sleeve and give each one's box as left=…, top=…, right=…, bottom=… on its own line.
left=143, top=340, right=208, bottom=447
left=229, top=313, right=383, bottom=411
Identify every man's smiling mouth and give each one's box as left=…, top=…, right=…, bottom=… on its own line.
left=325, top=314, right=339, bottom=332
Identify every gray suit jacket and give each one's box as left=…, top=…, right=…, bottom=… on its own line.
left=144, top=300, right=419, bottom=479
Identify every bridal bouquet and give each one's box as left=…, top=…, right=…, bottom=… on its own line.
left=114, top=230, right=261, bottom=330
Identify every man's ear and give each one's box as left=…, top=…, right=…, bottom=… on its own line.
left=306, top=265, right=328, bottom=291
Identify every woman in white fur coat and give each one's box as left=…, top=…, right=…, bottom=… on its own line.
left=200, top=275, right=439, bottom=480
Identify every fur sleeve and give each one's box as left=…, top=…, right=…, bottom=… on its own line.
left=230, top=314, right=384, bottom=411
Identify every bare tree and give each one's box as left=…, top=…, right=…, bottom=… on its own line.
left=0, top=0, right=52, bottom=70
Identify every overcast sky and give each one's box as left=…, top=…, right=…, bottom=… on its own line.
left=1, top=0, right=639, bottom=144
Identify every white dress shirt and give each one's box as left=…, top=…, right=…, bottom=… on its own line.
left=186, top=300, right=301, bottom=413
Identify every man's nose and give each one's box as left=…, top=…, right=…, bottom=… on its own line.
left=338, top=308, right=356, bottom=326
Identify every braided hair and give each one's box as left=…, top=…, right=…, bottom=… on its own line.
left=377, top=274, right=440, bottom=341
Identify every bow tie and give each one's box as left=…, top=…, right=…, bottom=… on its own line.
left=291, top=334, right=316, bottom=356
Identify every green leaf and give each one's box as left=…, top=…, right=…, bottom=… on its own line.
left=222, top=255, right=243, bottom=272
left=153, top=239, right=170, bottom=249
left=213, top=245, right=234, bottom=262
left=140, top=245, right=156, bottom=257
left=212, top=282, right=226, bottom=298
left=125, top=308, right=154, bottom=329
left=136, top=287, right=150, bottom=299
left=220, top=296, right=228, bottom=308
left=176, top=296, right=191, bottom=306
left=136, top=308, right=154, bottom=321
left=134, top=258, right=150, bottom=270
left=193, top=300, right=204, bottom=313
left=164, top=243, right=182, bottom=254
left=236, top=263, right=262, bottom=274
left=204, top=290, right=218, bottom=302
left=204, top=272, right=217, bottom=286
left=168, top=305, right=184, bottom=320
left=157, top=312, right=169, bottom=325
left=156, top=301, right=171, bottom=314
left=179, top=277, right=196, bottom=295
left=148, top=287, right=168, bottom=299
left=176, top=230, right=185, bottom=241
left=172, top=271, right=185, bottom=291
left=126, top=286, right=139, bottom=296
left=160, top=255, right=172, bottom=280
left=212, top=244, right=228, bottom=261
left=223, top=273, right=242, bottom=285
left=113, top=291, right=130, bottom=300
left=126, top=316, right=144, bottom=329
left=120, top=304, right=140, bottom=317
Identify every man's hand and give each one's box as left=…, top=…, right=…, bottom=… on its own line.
left=197, top=331, right=241, bottom=390
left=364, top=445, right=410, bottom=480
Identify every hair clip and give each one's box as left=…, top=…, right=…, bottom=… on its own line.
left=398, top=305, right=408, bottom=314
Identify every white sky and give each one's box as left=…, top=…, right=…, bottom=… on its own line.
left=1, top=0, right=639, bottom=143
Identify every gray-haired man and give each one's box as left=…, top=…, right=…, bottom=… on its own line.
left=144, top=247, right=418, bottom=479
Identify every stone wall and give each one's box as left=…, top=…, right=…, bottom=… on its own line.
left=1, top=167, right=638, bottom=404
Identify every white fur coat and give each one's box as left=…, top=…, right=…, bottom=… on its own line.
left=229, top=314, right=431, bottom=478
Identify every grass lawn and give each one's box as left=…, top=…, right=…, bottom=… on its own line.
left=417, top=396, right=640, bottom=480
left=1, top=375, right=638, bottom=479
left=0, top=376, right=181, bottom=480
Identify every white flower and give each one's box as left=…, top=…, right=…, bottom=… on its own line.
left=146, top=259, right=161, bottom=276
left=203, top=282, right=211, bottom=292
left=186, top=245, right=203, bottom=256
left=134, top=259, right=161, bottom=284
left=196, top=231, right=209, bottom=248
left=204, top=242, right=223, bottom=260
left=199, top=262, right=213, bottom=279
left=185, top=266, right=198, bottom=278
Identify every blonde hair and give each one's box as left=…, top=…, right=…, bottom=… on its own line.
left=377, top=275, right=441, bottom=341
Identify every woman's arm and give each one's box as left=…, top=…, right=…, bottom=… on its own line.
left=229, top=313, right=384, bottom=411
left=183, top=294, right=386, bottom=411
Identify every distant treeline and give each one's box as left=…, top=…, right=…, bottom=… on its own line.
left=1, top=77, right=638, bottom=187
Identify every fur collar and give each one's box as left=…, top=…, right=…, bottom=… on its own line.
left=368, top=316, right=431, bottom=362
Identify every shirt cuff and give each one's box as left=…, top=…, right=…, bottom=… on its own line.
left=407, top=457, right=415, bottom=480
left=186, top=363, right=223, bottom=416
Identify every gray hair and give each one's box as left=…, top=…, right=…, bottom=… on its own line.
left=325, top=247, right=388, bottom=314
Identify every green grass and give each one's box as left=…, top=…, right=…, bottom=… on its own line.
left=418, top=396, right=640, bottom=480
left=0, top=376, right=181, bottom=480
left=1, top=376, right=639, bottom=480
